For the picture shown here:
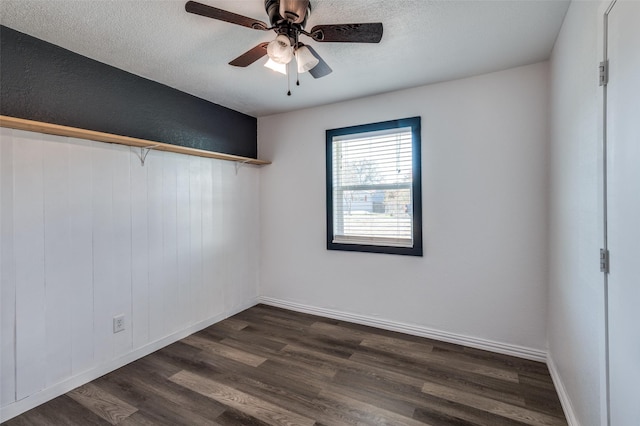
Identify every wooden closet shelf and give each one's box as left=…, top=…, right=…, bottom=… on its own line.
left=0, top=115, right=271, bottom=166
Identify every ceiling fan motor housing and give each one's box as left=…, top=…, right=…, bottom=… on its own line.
left=265, top=0, right=310, bottom=29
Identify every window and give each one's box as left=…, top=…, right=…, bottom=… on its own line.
left=326, top=117, right=422, bottom=256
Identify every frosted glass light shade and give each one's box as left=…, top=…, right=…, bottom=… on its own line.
left=264, top=58, right=287, bottom=74
left=267, top=34, right=293, bottom=64
left=295, top=45, right=319, bottom=73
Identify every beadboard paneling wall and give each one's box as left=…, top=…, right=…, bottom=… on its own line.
left=0, top=127, right=260, bottom=416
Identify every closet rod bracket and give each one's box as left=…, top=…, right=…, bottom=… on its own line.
left=136, top=145, right=160, bottom=166
left=235, top=159, right=251, bottom=175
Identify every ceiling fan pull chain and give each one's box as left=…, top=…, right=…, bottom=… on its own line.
left=294, top=32, right=301, bottom=86
left=287, top=62, right=291, bottom=96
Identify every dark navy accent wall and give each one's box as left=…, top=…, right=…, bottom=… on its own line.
left=0, top=26, right=257, bottom=158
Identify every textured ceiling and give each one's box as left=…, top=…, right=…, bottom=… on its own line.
left=0, top=0, right=569, bottom=117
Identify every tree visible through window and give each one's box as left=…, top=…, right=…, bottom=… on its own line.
left=326, top=117, right=422, bottom=256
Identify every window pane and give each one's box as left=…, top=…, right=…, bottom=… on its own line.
left=333, top=129, right=413, bottom=243
left=334, top=188, right=413, bottom=246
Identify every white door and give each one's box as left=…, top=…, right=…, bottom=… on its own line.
left=605, top=1, right=640, bottom=424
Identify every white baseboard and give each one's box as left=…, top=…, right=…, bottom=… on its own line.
left=0, top=299, right=258, bottom=423
left=547, top=353, right=580, bottom=426
left=258, top=297, right=547, bottom=362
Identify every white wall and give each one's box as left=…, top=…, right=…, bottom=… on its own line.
left=0, top=128, right=260, bottom=420
left=259, top=62, right=549, bottom=354
left=548, top=1, right=607, bottom=425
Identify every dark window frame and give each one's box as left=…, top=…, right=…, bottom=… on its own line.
left=326, top=117, right=423, bottom=256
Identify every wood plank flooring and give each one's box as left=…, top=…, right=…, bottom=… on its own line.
left=3, top=304, right=567, bottom=426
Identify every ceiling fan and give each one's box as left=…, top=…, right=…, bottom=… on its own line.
left=185, top=0, right=383, bottom=80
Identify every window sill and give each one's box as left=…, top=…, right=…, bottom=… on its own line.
left=328, top=240, right=423, bottom=257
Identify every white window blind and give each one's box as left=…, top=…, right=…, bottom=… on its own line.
left=332, top=126, right=414, bottom=248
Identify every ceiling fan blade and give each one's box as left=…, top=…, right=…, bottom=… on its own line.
left=279, top=0, right=310, bottom=24
left=304, top=45, right=332, bottom=79
left=185, top=1, right=268, bottom=31
left=309, top=23, right=383, bottom=43
left=229, top=42, right=269, bottom=67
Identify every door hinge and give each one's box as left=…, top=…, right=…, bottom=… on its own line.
left=600, top=248, right=610, bottom=273
left=599, top=60, right=609, bottom=86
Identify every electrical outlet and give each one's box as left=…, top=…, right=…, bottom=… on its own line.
left=113, top=314, right=125, bottom=333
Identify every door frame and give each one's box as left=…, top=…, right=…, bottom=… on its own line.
left=601, top=1, right=617, bottom=425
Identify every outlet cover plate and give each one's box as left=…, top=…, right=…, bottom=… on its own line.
left=113, top=314, right=125, bottom=333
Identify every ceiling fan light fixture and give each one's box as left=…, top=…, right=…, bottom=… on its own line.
left=267, top=34, right=293, bottom=64
left=264, top=58, right=288, bottom=74
left=295, top=45, right=319, bottom=73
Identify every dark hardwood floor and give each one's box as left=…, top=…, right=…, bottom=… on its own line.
left=4, top=304, right=567, bottom=426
